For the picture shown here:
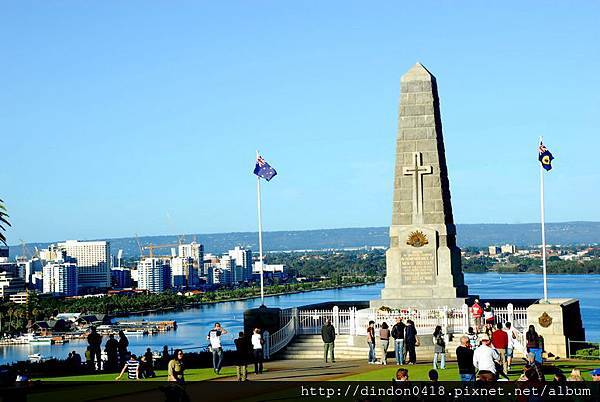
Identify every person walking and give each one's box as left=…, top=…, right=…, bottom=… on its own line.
left=456, top=336, right=475, bottom=381
left=168, top=349, right=185, bottom=384
left=234, top=331, right=250, bottom=381
left=87, top=326, right=102, bottom=371
left=251, top=328, right=264, bottom=374
left=321, top=319, right=336, bottom=363
left=470, top=299, right=483, bottom=333
left=104, top=334, right=119, bottom=372
left=473, top=334, right=500, bottom=377
left=492, top=322, right=509, bottom=374
left=117, top=330, right=129, bottom=366
left=367, top=321, right=376, bottom=364
left=526, top=325, right=543, bottom=364
left=391, top=317, right=406, bottom=365
left=379, top=322, right=391, bottom=365
left=207, top=322, right=228, bottom=374
left=116, top=353, right=140, bottom=380
left=432, top=325, right=446, bottom=370
left=404, top=319, right=418, bottom=365
left=504, top=322, right=517, bottom=371
left=483, top=302, right=495, bottom=326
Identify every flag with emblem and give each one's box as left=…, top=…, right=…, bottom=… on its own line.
left=538, top=141, right=554, bottom=171
left=253, top=154, right=277, bottom=181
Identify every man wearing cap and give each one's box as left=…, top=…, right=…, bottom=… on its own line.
left=591, top=368, right=600, bottom=381
left=473, top=334, right=500, bottom=377
left=483, top=302, right=495, bottom=326
left=470, top=299, right=483, bottom=333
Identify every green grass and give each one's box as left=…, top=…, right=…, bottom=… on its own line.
left=38, top=366, right=237, bottom=382
left=337, top=360, right=597, bottom=381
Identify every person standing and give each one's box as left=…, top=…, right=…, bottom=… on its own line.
left=491, top=322, right=509, bottom=374
left=391, top=317, right=406, bottom=365
left=526, top=325, right=543, bottom=364
left=432, top=325, right=446, bottom=370
left=379, top=322, right=391, bottom=365
left=144, top=348, right=154, bottom=374
left=366, top=321, right=376, bottom=364
left=118, top=330, right=129, bottom=366
left=251, top=328, right=264, bottom=374
left=87, top=326, right=102, bottom=371
left=207, top=322, right=228, bottom=374
left=404, top=320, right=418, bottom=365
left=473, top=334, right=500, bottom=377
left=467, top=327, right=478, bottom=349
left=503, top=322, right=517, bottom=371
left=321, top=319, right=336, bottom=363
left=234, top=331, right=250, bottom=381
left=104, top=334, right=119, bottom=372
left=456, top=336, right=475, bottom=381
left=470, top=299, right=483, bottom=333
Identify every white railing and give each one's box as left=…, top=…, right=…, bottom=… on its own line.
left=269, top=303, right=529, bottom=356
left=268, top=308, right=297, bottom=356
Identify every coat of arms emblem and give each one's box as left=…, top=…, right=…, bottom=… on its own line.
left=538, top=312, right=553, bottom=328
left=406, top=230, right=428, bottom=247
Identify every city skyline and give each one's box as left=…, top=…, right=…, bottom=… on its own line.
left=2, top=1, right=599, bottom=244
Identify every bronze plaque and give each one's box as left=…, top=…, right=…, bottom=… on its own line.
left=538, top=312, right=553, bottom=328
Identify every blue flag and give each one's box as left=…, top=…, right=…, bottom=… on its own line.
left=254, top=155, right=277, bottom=181
left=538, top=142, right=554, bottom=171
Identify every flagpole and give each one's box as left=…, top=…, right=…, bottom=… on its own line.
left=539, top=136, right=548, bottom=303
left=256, top=150, right=265, bottom=306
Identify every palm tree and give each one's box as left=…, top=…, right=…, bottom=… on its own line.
left=0, top=199, right=11, bottom=246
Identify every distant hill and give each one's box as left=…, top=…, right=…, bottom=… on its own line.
left=8, top=221, right=599, bottom=259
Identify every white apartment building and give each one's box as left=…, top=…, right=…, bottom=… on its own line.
left=59, top=240, right=110, bottom=290
left=137, top=258, right=169, bottom=293
left=178, top=242, right=204, bottom=262
left=42, top=261, right=78, bottom=296
left=500, top=244, right=517, bottom=254
left=171, top=256, right=197, bottom=288
left=228, top=246, right=253, bottom=281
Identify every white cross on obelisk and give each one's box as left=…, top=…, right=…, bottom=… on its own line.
left=402, top=152, right=432, bottom=224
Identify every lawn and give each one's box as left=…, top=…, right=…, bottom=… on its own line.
left=337, top=360, right=598, bottom=381
left=38, top=366, right=237, bottom=381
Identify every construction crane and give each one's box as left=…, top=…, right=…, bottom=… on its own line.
left=134, top=233, right=144, bottom=257
left=143, top=243, right=180, bottom=258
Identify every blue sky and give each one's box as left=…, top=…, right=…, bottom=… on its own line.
left=1, top=1, right=599, bottom=244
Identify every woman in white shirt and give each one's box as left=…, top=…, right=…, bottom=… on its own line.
left=251, top=328, right=264, bottom=374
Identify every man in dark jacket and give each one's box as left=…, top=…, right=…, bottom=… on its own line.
left=391, top=317, right=406, bottom=365
left=404, top=320, right=417, bottom=364
left=234, top=331, right=250, bottom=381
left=87, top=326, right=102, bottom=371
left=456, top=336, right=475, bottom=381
left=321, top=319, right=336, bottom=363
left=104, top=334, right=119, bottom=372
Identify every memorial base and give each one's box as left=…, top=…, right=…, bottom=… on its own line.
left=370, top=297, right=468, bottom=309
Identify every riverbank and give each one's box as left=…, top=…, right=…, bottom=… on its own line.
left=111, top=280, right=382, bottom=317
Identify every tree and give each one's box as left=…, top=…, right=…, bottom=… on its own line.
left=0, top=199, right=11, bottom=246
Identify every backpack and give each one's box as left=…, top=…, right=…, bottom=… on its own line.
left=436, top=335, right=445, bottom=347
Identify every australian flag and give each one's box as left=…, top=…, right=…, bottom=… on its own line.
left=538, top=141, right=554, bottom=171
left=254, top=155, right=277, bottom=181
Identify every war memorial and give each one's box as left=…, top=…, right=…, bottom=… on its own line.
left=245, top=63, right=585, bottom=362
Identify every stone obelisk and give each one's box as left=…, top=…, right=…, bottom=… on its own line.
left=372, top=63, right=468, bottom=309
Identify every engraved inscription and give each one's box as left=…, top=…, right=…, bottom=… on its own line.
left=400, top=249, right=436, bottom=285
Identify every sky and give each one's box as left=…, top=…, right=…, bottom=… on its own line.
left=1, top=1, right=599, bottom=244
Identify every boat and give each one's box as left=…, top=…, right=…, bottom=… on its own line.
left=28, top=353, right=47, bottom=362
left=29, top=336, right=54, bottom=344
left=122, top=330, right=145, bottom=336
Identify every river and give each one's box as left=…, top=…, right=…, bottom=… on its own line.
left=1, top=273, right=598, bottom=364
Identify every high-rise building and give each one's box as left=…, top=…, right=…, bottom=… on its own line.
left=500, top=244, right=517, bottom=254
left=59, top=240, right=111, bottom=290
left=488, top=246, right=500, bottom=256
left=178, top=242, right=204, bottom=262
left=228, top=246, right=253, bottom=282
left=137, top=258, right=169, bottom=293
left=171, top=257, right=198, bottom=288
left=111, top=267, right=132, bottom=289
left=42, top=262, right=78, bottom=296
left=0, top=271, right=26, bottom=298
